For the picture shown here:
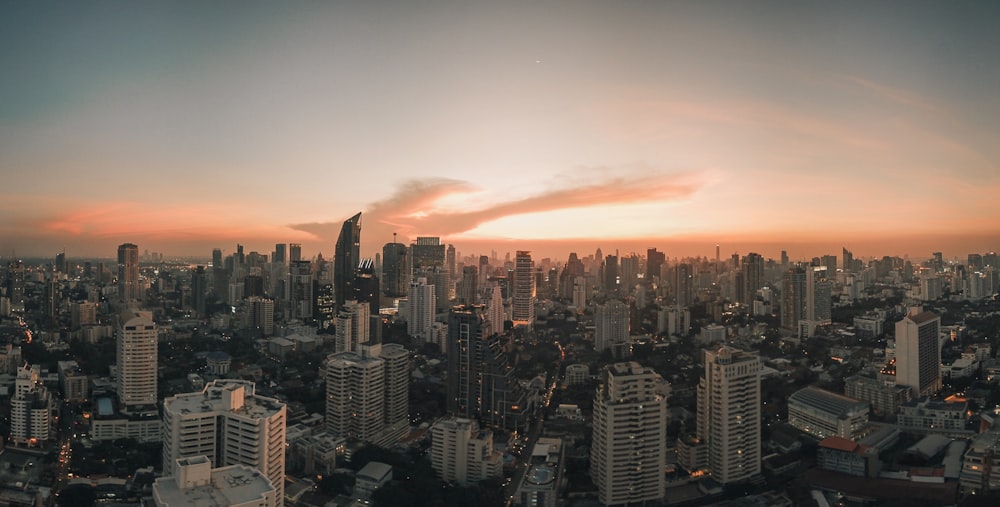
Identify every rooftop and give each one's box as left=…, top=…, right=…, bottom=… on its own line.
left=154, top=463, right=275, bottom=506
left=789, top=386, right=869, bottom=416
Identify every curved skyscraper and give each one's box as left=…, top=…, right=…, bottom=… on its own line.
left=334, top=212, right=361, bottom=311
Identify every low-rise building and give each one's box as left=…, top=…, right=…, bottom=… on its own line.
left=430, top=417, right=502, bottom=486
left=787, top=386, right=869, bottom=440
left=898, top=397, right=972, bottom=437
left=514, top=438, right=564, bottom=507
left=354, top=461, right=392, bottom=502
left=817, top=436, right=880, bottom=479
left=844, top=375, right=912, bottom=416
left=152, top=456, right=278, bottom=507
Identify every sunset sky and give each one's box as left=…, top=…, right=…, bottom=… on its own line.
left=2, top=1, right=999, bottom=262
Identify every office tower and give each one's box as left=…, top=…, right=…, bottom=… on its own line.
left=447, top=305, right=527, bottom=430
left=336, top=300, right=370, bottom=353
left=410, top=237, right=445, bottom=271
left=288, top=260, right=313, bottom=320
left=740, top=252, right=764, bottom=305
left=212, top=248, right=223, bottom=269
left=334, top=212, right=362, bottom=311
left=247, top=296, right=275, bottom=336
left=594, top=299, right=629, bottom=354
left=287, top=243, right=301, bottom=262
left=381, top=242, right=408, bottom=298
left=153, top=456, right=279, bottom=507
left=446, top=244, right=456, bottom=283
left=697, top=346, right=761, bottom=484
left=571, top=276, right=587, bottom=312
left=430, top=417, right=503, bottom=487
left=481, top=284, right=505, bottom=335
left=591, top=362, right=668, bottom=506
left=674, top=263, right=693, bottom=308
left=602, top=254, right=619, bottom=294
left=117, top=309, right=157, bottom=412
left=117, top=243, right=140, bottom=303
left=843, top=247, right=854, bottom=272
left=272, top=243, right=286, bottom=264
left=7, top=259, right=24, bottom=312
left=781, top=267, right=807, bottom=332
left=162, top=380, right=286, bottom=502
left=191, top=266, right=207, bottom=317
left=559, top=252, right=585, bottom=300
left=895, top=308, right=942, bottom=398
left=432, top=267, right=452, bottom=313
left=512, top=251, right=535, bottom=326
left=354, top=258, right=380, bottom=316
left=457, top=265, right=478, bottom=305
left=71, top=301, right=97, bottom=329
left=932, top=252, right=944, bottom=272
left=820, top=254, right=838, bottom=275
left=407, top=277, right=435, bottom=346
left=968, top=253, right=984, bottom=270
left=647, top=248, right=666, bottom=281
left=803, top=266, right=833, bottom=337
left=11, top=364, right=53, bottom=446
left=619, top=254, right=639, bottom=291
left=55, top=251, right=66, bottom=273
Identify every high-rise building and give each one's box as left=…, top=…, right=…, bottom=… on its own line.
left=895, top=308, right=942, bottom=398
left=117, top=309, right=157, bottom=412
left=843, top=247, right=854, bottom=272
left=381, top=242, right=408, bottom=298
left=803, top=266, right=833, bottom=337
left=740, top=253, right=764, bottom=305
left=781, top=267, right=807, bottom=332
left=512, top=251, right=535, bottom=326
left=335, top=300, right=370, bottom=354
left=11, top=364, right=52, bottom=446
left=162, top=380, right=286, bottom=502
left=697, top=346, right=761, bottom=484
left=456, top=266, right=478, bottom=305
left=410, top=237, right=445, bottom=272
left=288, top=260, right=313, bottom=321
left=334, top=212, right=362, bottom=311
left=247, top=296, right=275, bottom=336
left=481, top=284, right=505, bottom=335
left=591, top=362, right=669, bottom=506
left=619, top=254, right=639, bottom=292
left=594, top=299, right=629, bottom=354
left=447, top=305, right=527, bottom=430
left=674, top=263, right=693, bottom=308
left=602, top=254, right=619, bottom=294
left=430, top=417, right=503, bottom=487
left=407, top=277, right=435, bottom=346
left=191, top=266, right=207, bottom=317
left=325, top=344, right=409, bottom=446
left=117, top=243, right=140, bottom=303
left=647, top=248, right=666, bottom=281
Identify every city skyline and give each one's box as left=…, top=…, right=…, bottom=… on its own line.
left=3, top=2, right=999, bottom=260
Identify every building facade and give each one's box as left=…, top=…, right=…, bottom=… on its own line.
left=697, top=346, right=761, bottom=484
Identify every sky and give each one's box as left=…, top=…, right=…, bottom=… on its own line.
left=2, top=1, right=999, bottom=263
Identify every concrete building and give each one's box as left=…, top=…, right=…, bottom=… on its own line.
left=895, top=308, right=942, bottom=398
left=117, top=309, right=157, bottom=413
left=325, top=344, right=409, bottom=447
left=10, top=364, right=52, bottom=446
left=960, top=429, right=1000, bottom=495
left=153, top=455, right=278, bottom=507
left=843, top=375, right=912, bottom=416
left=58, top=360, right=89, bottom=403
left=512, top=251, right=535, bottom=326
left=697, top=346, right=761, bottom=484
left=354, top=461, right=393, bottom=502
left=564, top=364, right=589, bottom=386
left=594, top=299, right=629, bottom=354
left=117, top=243, right=140, bottom=303
left=514, top=438, right=564, bottom=507
left=407, top=277, right=435, bottom=346
left=430, top=417, right=503, bottom=486
left=787, top=386, right=869, bottom=440
left=162, top=380, right=286, bottom=501
left=897, top=397, right=971, bottom=437
left=335, top=299, right=370, bottom=354
left=816, top=436, right=880, bottom=479
left=591, top=362, right=669, bottom=506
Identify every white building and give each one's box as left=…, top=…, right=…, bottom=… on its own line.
left=162, top=380, right=286, bottom=501
left=10, top=364, right=52, bottom=446
left=591, top=362, right=668, bottom=506
left=594, top=299, right=629, bottom=353
left=895, top=308, right=942, bottom=398
left=430, top=417, right=503, bottom=486
left=407, top=278, right=435, bottom=345
left=117, top=309, right=158, bottom=412
left=325, top=344, right=409, bottom=447
left=697, top=346, right=761, bottom=484
left=335, top=299, right=370, bottom=353
left=152, top=455, right=278, bottom=507
left=512, top=251, right=536, bottom=326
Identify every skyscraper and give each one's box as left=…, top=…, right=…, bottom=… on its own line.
left=334, top=212, right=361, bottom=311
left=843, top=247, right=854, bottom=272
left=591, top=362, right=669, bottom=506
left=740, top=252, right=764, bottom=305
left=117, top=309, right=157, bottom=412
left=117, top=243, right=140, bottom=303
left=674, top=263, right=693, bottom=308
left=456, top=265, right=478, bottom=305
left=447, top=305, right=527, bottom=430
left=781, top=267, right=807, bottom=332
left=512, top=251, right=535, bottom=326
left=647, top=248, right=666, bottom=281
left=407, top=277, right=435, bottom=346
left=895, top=308, right=942, bottom=398
left=287, top=260, right=313, bottom=321
left=162, top=380, right=286, bottom=501
left=335, top=299, right=370, bottom=354
left=697, top=346, right=761, bottom=484
left=325, top=344, right=409, bottom=446
left=381, top=241, right=408, bottom=298
left=594, top=299, right=629, bottom=354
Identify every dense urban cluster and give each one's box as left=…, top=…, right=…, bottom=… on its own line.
left=2, top=213, right=1000, bottom=507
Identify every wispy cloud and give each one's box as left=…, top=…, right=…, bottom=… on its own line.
left=289, top=168, right=709, bottom=250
